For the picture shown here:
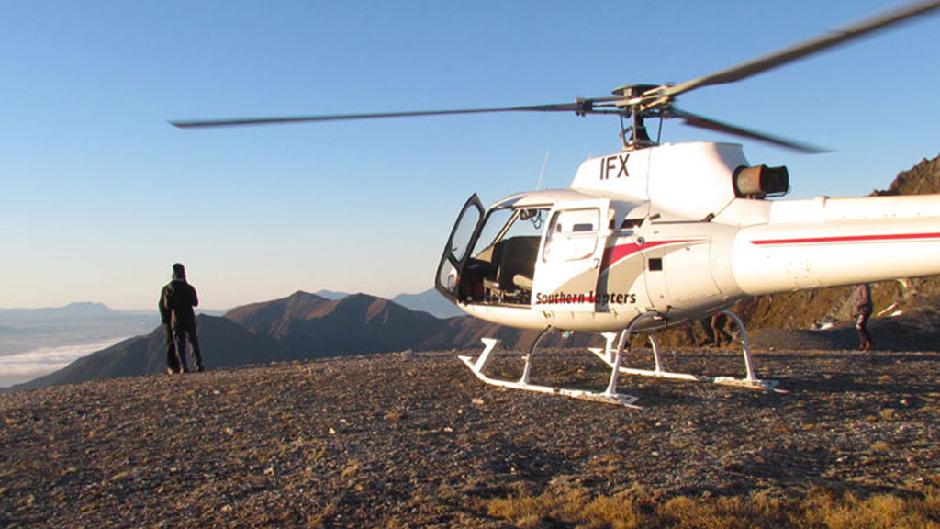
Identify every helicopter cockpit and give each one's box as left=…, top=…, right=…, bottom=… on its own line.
left=436, top=190, right=633, bottom=309
left=467, top=205, right=549, bottom=304
left=436, top=195, right=549, bottom=306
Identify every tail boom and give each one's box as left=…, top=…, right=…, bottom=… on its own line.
left=732, top=195, right=940, bottom=296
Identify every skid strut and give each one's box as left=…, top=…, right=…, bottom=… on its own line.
left=710, top=310, right=780, bottom=391
left=589, top=310, right=780, bottom=391
left=458, top=327, right=641, bottom=408
left=588, top=332, right=698, bottom=382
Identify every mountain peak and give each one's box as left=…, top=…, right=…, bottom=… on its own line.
left=345, top=292, right=379, bottom=301
left=288, top=290, right=323, bottom=300
left=391, top=288, right=463, bottom=319
left=61, top=301, right=110, bottom=311
left=313, top=289, right=351, bottom=300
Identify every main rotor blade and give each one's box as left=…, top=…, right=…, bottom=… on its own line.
left=671, top=108, right=826, bottom=153
left=169, top=98, right=622, bottom=129
left=658, top=0, right=940, bottom=100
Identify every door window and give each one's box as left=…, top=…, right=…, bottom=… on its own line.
left=542, top=208, right=599, bottom=262
left=449, top=206, right=482, bottom=262
left=436, top=194, right=485, bottom=301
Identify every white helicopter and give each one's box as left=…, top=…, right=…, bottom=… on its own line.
left=173, top=1, right=940, bottom=407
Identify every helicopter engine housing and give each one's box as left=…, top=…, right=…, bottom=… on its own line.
left=571, top=142, right=752, bottom=219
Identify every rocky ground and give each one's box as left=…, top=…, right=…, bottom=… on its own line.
left=2, top=345, right=939, bottom=528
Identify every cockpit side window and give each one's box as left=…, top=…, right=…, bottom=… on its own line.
left=543, top=208, right=600, bottom=262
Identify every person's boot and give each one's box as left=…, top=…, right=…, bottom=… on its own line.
left=193, top=349, right=204, bottom=372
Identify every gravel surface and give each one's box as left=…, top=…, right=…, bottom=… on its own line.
left=2, top=347, right=939, bottom=528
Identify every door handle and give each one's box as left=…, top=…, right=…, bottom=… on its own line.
left=593, top=257, right=600, bottom=269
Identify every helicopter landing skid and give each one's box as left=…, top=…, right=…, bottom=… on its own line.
left=588, top=332, right=700, bottom=382
left=458, top=333, right=642, bottom=408
left=710, top=310, right=783, bottom=392
left=589, top=310, right=782, bottom=392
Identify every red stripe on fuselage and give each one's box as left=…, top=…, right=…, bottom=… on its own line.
left=601, top=239, right=694, bottom=271
left=751, top=232, right=940, bottom=246
left=601, top=242, right=643, bottom=269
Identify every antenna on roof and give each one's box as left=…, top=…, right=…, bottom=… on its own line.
left=536, top=150, right=550, bottom=190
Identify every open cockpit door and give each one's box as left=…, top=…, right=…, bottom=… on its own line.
left=436, top=194, right=485, bottom=301
left=532, top=198, right=612, bottom=311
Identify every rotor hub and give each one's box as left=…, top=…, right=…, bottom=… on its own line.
left=610, top=84, right=660, bottom=99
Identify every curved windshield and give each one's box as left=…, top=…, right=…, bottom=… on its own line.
left=473, top=207, right=548, bottom=261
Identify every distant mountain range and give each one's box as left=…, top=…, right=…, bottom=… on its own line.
left=0, top=301, right=134, bottom=320
left=391, top=289, right=464, bottom=319
left=227, top=291, right=448, bottom=357
left=0, top=288, right=455, bottom=357
left=313, top=287, right=463, bottom=319
left=12, top=291, right=553, bottom=391
left=0, top=302, right=158, bottom=356
left=19, top=315, right=283, bottom=389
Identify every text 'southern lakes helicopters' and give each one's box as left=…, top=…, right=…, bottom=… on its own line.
left=174, top=1, right=940, bottom=407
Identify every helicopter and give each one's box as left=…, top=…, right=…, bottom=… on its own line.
left=172, top=0, right=940, bottom=407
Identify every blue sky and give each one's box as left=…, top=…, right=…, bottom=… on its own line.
left=2, top=0, right=939, bottom=310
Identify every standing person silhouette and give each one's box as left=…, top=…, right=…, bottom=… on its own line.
left=160, top=263, right=205, bottom=372
left=853, top=283, right=874, bottom=351
left=159, top=291, right=182, bottom=374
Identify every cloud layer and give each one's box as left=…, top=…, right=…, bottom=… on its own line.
left=0, top=337, right=129, bottom=388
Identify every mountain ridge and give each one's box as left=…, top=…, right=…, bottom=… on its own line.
left=15, top=314, right=284, bottom=390
left=11, top=287, right=578, bottom=391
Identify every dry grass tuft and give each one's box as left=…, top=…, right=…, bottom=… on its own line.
left=879, top=408, right=899, bottom=421
left=483, top=483, right=940, bottom=529
left=658, top=492, right=790, bottom=529
left=340, top=459, right=362, bottom=479
left=384, top=409, right=405, bottom=421
left=580, top=493, right=649, bottom=529
left=801, top=487, right=940, bottom=529
left=484, top=484, right=593, bottom=528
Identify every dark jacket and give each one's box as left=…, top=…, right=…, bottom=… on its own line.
left=161, top=279, right=199, bottom=326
